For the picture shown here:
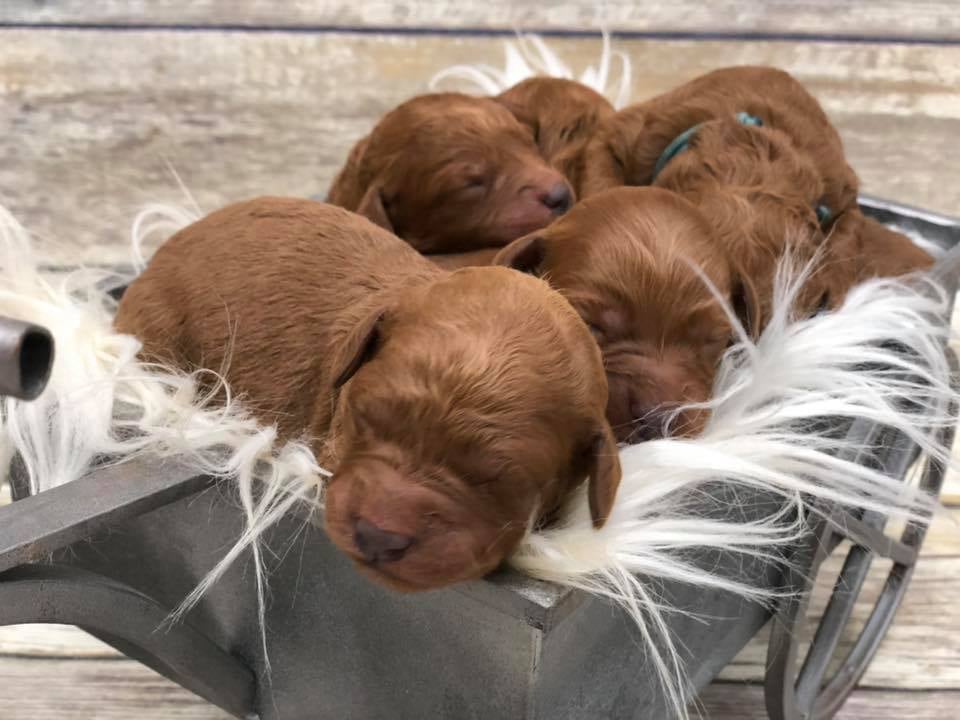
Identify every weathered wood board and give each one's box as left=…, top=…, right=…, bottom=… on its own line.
left=700, top=684, right=960, bottom=719
left=1, top=30, right=959, bottom=266
left=2, top=1, right=958, bottom=40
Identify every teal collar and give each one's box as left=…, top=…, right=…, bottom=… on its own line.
left=651, top=111, right=833, bottom=226
left=652, top=111, right=763, bottom=181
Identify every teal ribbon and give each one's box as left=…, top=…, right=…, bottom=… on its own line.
left=651, top=111, right=833, bottom=226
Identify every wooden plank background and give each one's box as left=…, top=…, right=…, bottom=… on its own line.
left=2, top=1, right=959, bottom=40
left=1, top=30, right=959, bottom=267
left=1, top=1, right=958, bottom=718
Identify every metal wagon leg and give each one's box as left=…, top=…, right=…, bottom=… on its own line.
left=0, top=563, right=257, bottom=720
left=0, top=458, right=259, bottom=718
left=764, top=416, right=954, bottom=720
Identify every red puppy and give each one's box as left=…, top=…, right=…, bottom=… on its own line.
left=582, top=66, right=931, bottom=323
left=328, top=93, right=573, bottom=254
left=115, top=198, right=620, bottom=592
left=495, top=187, right=737, bottom=442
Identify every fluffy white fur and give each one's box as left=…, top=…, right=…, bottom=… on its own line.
left=0, top=203, right=327, bottom=673
left=429, top=31, right=632, bottom=109
left=1, top=202, right=955, bottom=719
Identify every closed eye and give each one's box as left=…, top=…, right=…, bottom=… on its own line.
left=459, top=176, right=489, bottom=198
left=587, top=323, right=607, bottom=344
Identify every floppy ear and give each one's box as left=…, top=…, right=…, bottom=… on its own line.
left=355, top=184, right=394, bottom=233
left=492, top=232, right=546, bottom=275
left=494, top=88, right=536, bottom=129
left=585, top=423, right=622, bottom=528
left=331, top=308, right=385, bottom=389
left=327, top=134, right=370, bottom=206
left=580, top=133, right=628, bottom=198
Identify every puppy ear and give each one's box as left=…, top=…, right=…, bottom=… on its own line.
left=492, top=233, right=546, bottom=275
left=585, top=423, right=622, bottom=528
left=331, top=308, right=385, bottom=389
left=355, top=185, right=394, bottom=233
left=494, top=88, right=536, bottom=129
left=327, top=134, right=370, bottom=206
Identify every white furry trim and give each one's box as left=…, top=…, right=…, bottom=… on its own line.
left=0, top=203, right=329, bottom=676
left=430, top=31, right=632, bottom=108
left=1, top=203, right=955, bottom=719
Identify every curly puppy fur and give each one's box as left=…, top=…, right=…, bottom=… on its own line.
left=581, top=66, right=931, bottom=328
left=114, top=197, right=620, bottom=592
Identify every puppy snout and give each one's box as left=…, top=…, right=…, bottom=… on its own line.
left=353, top=517, right=414, bottom=565
left=539, top=182, right=573, bottom=215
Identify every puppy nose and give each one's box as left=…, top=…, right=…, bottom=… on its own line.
left=630, top=403, right=669, bottom=442
left=353, top=517, right=414, bottom=565
left=540, top=182, right=573, bottom=215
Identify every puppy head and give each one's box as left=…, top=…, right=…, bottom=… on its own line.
left=653, top=119, right=836, bottom=330
left=323, top=266, right=620, bottom=591
left=496, top=77, right=615, bottom=192
left=495, top=187, right=735, bottom=443
left=327, top=93, right=574, bottom=253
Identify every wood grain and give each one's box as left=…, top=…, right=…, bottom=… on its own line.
left=2, top=1, right=958, bottom=40
left=719, top=509, right=960, bottom=689
left=700, top=683, right=960, bottom=719
left=0, top=656, right=231, bottom=720
left=1, top=30, right=958, bottom=266
left=0, top=623, right=116, bottom=658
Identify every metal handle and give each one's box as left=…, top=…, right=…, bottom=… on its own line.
left=0, top=315, right=54, bottom=400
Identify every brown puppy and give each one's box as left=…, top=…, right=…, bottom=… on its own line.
left=496, top=77, right=615, bottom=196
left=495, top=187, right=736, bottom=443
left=115, top=197, right=620, bottom=592
left=327, top=92, right=573, bottom=254
left=581, top=66, right=931, bottom=323
left=818, top=213, right=935, bottom=302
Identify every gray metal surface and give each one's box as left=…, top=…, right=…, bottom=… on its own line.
left=0, top=315, right=53, bottom=400
left=17, top=463, right=778, bottom=720
left=0, top=196, right=954, bottom=719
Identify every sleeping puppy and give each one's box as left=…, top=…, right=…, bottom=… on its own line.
left=581, top=66, right=858, bottom=213
left=495, top=187, right=737, bottom=443
left=114, top=197, right=620, bottom=592
left=327, top=92, right=574, bottom=254
left=495, top=77, right=615, bottom=196
left=581, top=66, right=932, bottom=323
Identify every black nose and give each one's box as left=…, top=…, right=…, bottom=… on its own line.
left=353, top=518, right=414, bottom=565
left=541, top=182, right=573, bottom=215
left=629, top=403, right=669, bottom=443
